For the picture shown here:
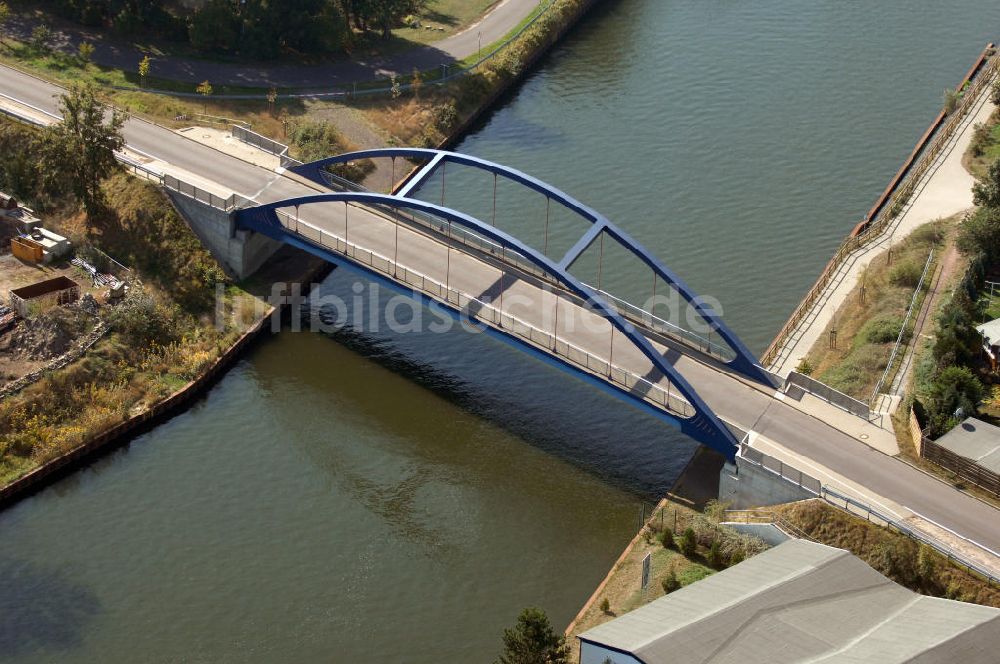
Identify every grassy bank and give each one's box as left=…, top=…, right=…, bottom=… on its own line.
left=775, top=500, right=1000, bottom=607
left=565, top=500, right=768, bottom=660
left=0, top=117, right=265, bottom=486
left=799, top=218, right=952, bottom=400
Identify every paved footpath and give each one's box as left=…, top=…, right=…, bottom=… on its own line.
left=769, top=79, right=997, bottom=379
left=6, top=0, right=542, bottom=89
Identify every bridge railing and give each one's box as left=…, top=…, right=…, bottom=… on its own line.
left=311, top=175, right=734, bottom=365
left=273, top=207, right=695, bottom=419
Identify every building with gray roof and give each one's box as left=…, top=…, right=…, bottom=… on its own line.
left=578, top=539, right=1000, bottom=664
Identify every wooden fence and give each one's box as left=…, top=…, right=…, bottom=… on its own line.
left=762, top=44, right=999, bottom=368
left=922, top=438, right=1000, bottom=497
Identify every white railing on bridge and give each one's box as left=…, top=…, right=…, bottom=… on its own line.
left=273, top=207, right=695, bottom=420
left=310, top=175, right=733, bottom=365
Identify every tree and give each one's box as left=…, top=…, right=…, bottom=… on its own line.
left=707, top=539, right=723, bottom=569
left=679, top=527, right=697, bottom=557
left=972, top=159, right=1000, bottom=210
left=495, top=607, right=569, bottom=664
left=196, top=80, right=213, bottom=113
left=926, top=366, right=983, bottom=436
left=267, top=87, right=278, bottom=117
left=957, top=205, right=1000, bottom=258
left=661, top=569, right=680, bottom=593
left=411, top=67, right=422, bottom=98
left=40, top=84, right=126, bottom=215
left=78, top=42, right=95, bottom=63
left=346, top=0, right=430, bottom=39
left=30, top=24, right=51, bottom=53
left=0, top=3, right=10, bottom=46
left=138, top=55, right=150, bottom=88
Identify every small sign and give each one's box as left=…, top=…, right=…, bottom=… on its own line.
left=641, top=552, right=651, bottom=590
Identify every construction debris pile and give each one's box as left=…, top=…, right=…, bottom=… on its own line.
left=0, top=305, right=94, bottom=361
left=71, top=257, right=126, bottom=292
left=0, top=303, right=15, bottom=333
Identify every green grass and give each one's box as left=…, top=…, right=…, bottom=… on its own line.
left=803, top=219, right=951, bottom=400
left=393, top=0, right=501, bottom=45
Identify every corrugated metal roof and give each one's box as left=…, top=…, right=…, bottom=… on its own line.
left=976, top=319, right=1000, bottom=347
left=578, top=539, right=1000, bottom=664
left=936, top=418, right=1000, bottom=474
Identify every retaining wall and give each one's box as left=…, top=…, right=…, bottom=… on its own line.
left=718, top=459, right=816, bottom=509
left=168, top=191, right=281, bottom=279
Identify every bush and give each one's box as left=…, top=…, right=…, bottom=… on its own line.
left=971, top=122, right=992, bottom=158
left=679, top=528, right=697, bottom=558
left=925, top=366, right=983, bottom=436
left=889, top=260, right=923, bottom=288
left=108, top=290, right=180, bottom=346
left=858, top=315, right=905, bottom=345
left=707, top=540, right=723, bottom=569
left=796, top=358, right=814, bottom=375
left=728, top=549, right=745, bottom=566
left=659, top=527, right=674, bottom=550
left=599, top=598, right=611, bottom=614
left=661, top=570, right=680, bottom=594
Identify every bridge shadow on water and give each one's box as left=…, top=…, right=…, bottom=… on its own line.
left=300, top=270, right=701, bottom=499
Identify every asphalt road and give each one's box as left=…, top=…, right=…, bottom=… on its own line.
left=4, top=64, right=1000, bottom=563
left=5, top=0, right=544, bottom=89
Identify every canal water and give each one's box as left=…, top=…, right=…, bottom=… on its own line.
left=4, top=1, right=1000, bottom=661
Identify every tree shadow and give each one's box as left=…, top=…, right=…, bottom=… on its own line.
left=0, top=554, right=101, bottom=657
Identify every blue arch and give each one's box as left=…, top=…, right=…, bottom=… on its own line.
left=235, top=191, right=741, bottom=459
left=289, top=148, right=773, bottom=387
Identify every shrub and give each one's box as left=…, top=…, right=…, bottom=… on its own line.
left=728, top=549, right=745, bottom=566
left=661, top=570, right=680, bottom=594
left=858, top=315, right=905, bottom=345
left=917, top=545, right=935, bottom=583
left=889, top=259, right=923, bottom=288
left=992, top=79, right=1000, bottom=106
left=659, top=527, right=674, bottom=550
left=925, top=366, right=983, bottom=436
left=943, top=87, right=961, bottom=115
left=679, top=527, right=697, bottom=558
left=599, top=597, right=611, bottom=614
left=971, top=122, right=991, bottom=157
left=707, top=540, right=723, bottom=569
left=796, top=358, right=814, bottom=375
left=108, top=290, right=180, bottom=346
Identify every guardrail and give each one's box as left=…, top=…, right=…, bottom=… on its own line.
left=738, top=442, right=824, bottom=495
left=785, top=371, right=871, bottom=420
left=272, top=206, right=696, bottom=420
left=737, top=442, right=1000, bottom=586
left=869, top=249, right=934, bottom=405
left=820, top=486, right=1000, bottom=587
left=232, top=125, right=296, bottom=165
left=762, top=46, right=1000, bottom=369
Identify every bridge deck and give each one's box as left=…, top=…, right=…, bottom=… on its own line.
left=273, top=195, right=839, bottom=441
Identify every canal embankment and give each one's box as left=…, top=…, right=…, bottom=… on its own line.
left=765, top=44, right=999, bottom=385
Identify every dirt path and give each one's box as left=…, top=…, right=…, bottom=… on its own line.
left=892, top=236, right=963, bottom=395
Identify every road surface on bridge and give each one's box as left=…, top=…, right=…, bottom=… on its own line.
left=3, top=64, right=999, bottom=570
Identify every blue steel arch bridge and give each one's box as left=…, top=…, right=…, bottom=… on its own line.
left=236, top=149, right=782, bottom=460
